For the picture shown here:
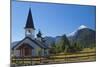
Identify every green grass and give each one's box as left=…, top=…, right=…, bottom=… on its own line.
left=11, top=47, right=96, bottom=65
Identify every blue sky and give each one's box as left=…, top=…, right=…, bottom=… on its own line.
left=12, top=1, right=96, bottom=42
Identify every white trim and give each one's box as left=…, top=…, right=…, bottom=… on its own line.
left=14, top=38, right=39, bottom=50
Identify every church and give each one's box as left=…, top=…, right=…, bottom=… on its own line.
left=12, top=8, right=49, bottom=57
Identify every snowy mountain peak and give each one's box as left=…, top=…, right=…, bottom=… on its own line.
left=67, top=31, right=76, bottom=37
left=67, top=25, right=88, bottom=36
left=78, top=25, right=88, bottom=30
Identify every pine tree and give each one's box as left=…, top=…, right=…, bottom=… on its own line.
left=60, top=34, right=70, bottom=53
left=49, top=42, right=56, bottom=54
left=37, top=30, right=42, bottom=38
left=67, top=42, right=82, bottom=53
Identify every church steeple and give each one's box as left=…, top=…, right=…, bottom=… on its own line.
left=25, top=8, right=35, bottom=29
left=25, top=8, right=35, bottom=38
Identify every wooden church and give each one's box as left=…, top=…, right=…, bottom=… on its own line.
left=12, top=8, right=49, bottom=57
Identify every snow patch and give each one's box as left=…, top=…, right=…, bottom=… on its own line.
left=67, top=31, right=76, bottom=36
left=78, top=25, right=88, bottom=30
left=67, top=25, right=88, bottom=36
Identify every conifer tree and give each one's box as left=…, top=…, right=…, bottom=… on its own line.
left=60, top=34, right=70, bottom=52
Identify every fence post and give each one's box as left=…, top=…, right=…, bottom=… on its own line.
left=22, top=56, right=24, bottom=65
left=31, top=56, right=32, bottom=65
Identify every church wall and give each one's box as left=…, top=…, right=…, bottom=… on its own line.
left=13, top=50, right=20, bottom=57
left=13, top=38, right=45, bottom=57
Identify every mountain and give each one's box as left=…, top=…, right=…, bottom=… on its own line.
left=44, top=36, right=62, bottom=47
left=68, top=25, right=88, bottom=37
left=12, top=25, right=96, bottom=48
left=43, top=36, right=55, bottom=47
left=68, top=25, right=96, bottom=48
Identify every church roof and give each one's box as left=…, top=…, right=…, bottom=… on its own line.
left=25, top=8, right=35, bottom=29
left=16, top=43, right=34, bottom=50
left=12, top=37, right=49, bottom=50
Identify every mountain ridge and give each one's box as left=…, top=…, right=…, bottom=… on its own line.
left=12, top=25, right=96, bottom=48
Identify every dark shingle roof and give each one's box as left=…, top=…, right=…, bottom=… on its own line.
left=25, top=8, right=35, bottom=29
left=12, top=37, right=49, bottom=50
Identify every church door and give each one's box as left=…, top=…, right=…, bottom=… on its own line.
left=17, top=43, right=33, bottom=57
left=24, top=47, right=32, bottom=57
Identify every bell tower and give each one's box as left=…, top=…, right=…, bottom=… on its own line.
left=24, top=8, right=35, bottom=38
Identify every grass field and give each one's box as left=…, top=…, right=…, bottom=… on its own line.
left=11, top=48, right=96, bottom=66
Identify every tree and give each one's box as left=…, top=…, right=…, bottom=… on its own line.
left=60, top=34, right=70, bottom=53
left=49, top=42, right=56, bottom=54
left=67, top=42, right=82, bottom=53
left=37, top=30, right=42, bottom=38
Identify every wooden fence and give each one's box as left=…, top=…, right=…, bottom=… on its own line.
left=11, top=51, right=96, bottom=66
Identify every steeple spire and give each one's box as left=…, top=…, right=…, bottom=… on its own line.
left=25, top=8, right=35, bottom=29
left=25, top=8, right=35, bottom=38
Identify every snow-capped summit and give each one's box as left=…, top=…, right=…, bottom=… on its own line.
left=67, top=31, right=76, bottom=37
left=78, top=25, right=88, bottom=30
left=67, top=25, right=88, bottom=36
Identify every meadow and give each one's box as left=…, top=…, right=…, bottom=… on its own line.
left=11, top=47, right=96, bottom=66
